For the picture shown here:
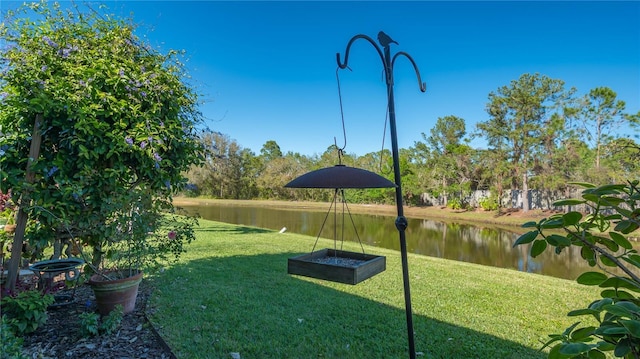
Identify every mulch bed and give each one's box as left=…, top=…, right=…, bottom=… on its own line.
left=20, top=280, right=176, bottom=359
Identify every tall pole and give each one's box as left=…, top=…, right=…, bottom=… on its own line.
left=337, top=31, right=426, bottom=359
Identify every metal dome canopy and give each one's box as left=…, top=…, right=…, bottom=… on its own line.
left=285, top=165, right=396, bottom=189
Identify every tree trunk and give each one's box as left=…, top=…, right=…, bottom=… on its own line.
left=522, top=171, right=530, bottom=212
left=6, top=114, right=43, bottom=292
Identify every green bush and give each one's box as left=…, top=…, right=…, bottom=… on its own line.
left=1, top=290, right=54, bottom=334
left=1, top=315, right=26, bottom=359
left=447, top=197, right=464, bottom=210
left=79, top=305, right=124, bottom=337
left=514, top=181, right=640, bottom=358
left=478, top=195, right=499, bottom=211
left=0, top=1, right=203, bottom=285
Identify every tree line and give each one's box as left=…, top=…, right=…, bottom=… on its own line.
left=184, top=73, right=640, bottom=212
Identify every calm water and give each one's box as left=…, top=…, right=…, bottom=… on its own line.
left=179, top=202, right=593, bottom=280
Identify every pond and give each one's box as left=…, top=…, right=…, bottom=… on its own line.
left=178, top=202, right=593, bottom=280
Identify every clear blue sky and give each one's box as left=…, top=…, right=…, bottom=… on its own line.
left=4, top=1, right=640, bottom=156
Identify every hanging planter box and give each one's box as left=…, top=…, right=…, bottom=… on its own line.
left=288, top=248, right=385, bottom=285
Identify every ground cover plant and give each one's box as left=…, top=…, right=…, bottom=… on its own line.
left=148, top=218, right=600, bottom=358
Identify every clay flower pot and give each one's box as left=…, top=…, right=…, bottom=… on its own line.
left=88, top=270, right=143, bottom=315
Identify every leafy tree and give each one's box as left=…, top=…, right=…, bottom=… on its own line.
left=579, top=87, right=627, bottom=169
left=0, top=2, right=202, bottom=289
left=601, top=138, right=640, bottom=182
left=418, top=116, right=474, bottom=207
left=475, top=147, right=511, bottom=211
left=256, top=154, right=308, bottom=200
left=353, top=149, right=395, bottom=205
left=477, top=73, right=573, bottom=212
left=189, top=132, right=254, bottom=199
left=259, top=140, right=283, bottom=162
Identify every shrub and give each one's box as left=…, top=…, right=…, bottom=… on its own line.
left=1, top=289, right=54, bottom=334
left=1, top=315, right=26, bottom=359
left=447, top=197, right=464, bottom=210
left=79, top=304, right=124, bottom=337
left=514, top=181, right=640, bottom=358
left=0, top=0, right=203, bottom=287
left=478, top=195, right=499, bottom=211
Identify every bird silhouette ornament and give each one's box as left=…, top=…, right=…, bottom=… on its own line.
left=377, top=31, right=398, bottom=47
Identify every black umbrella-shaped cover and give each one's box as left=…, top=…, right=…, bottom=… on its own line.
left=285, top=165, right=396, bottom=189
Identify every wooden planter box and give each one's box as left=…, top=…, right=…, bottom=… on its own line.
left=288, top=249, right=385, bottom=285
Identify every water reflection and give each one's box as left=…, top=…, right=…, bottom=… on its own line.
left=179, top=203, right=594, bottom=280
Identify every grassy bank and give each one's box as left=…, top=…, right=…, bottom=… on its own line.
left=173, top=198, right=553, bottom=234
left=148, top=218, right=598, bottom=358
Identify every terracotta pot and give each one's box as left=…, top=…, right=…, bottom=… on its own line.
left=88, top=270, right=143, bottom=315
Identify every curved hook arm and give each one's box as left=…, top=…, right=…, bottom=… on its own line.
left=392, top=51, right=427, bottom=92
left=336, top=34, right=386, bottom=71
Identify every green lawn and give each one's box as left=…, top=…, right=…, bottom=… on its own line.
left=147, top=219, right=599, bottom=358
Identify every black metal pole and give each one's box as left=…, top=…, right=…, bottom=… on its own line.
left=382, top=43, right=416, bottom=359
left=336, top=32, right=425, bottom=359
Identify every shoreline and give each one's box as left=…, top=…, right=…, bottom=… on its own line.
left=173, top=197, right=553, bottom=234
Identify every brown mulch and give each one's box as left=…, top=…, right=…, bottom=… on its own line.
left=20, top=280, right=176, bottom=359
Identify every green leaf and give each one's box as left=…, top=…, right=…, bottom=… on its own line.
left=616, top=301, right=640, bottom=313
left=603, top=304, right=633, bottom=318
left=599, top=255, right=617, bottom=267
left=592, top=184, right=626, bottom=195
left=609, top=232, right=632, bottom=250
left=522, top=221, right=538, bottom=228
left=583, top=193, right=600, bottom=203
left=614, top=339, right=631, bottom=358
left=568, top=182, right=596, bottom=189
left=595, top=237, right=619, bottom=252
left=559, top=342, right=593, bottom=355
left=530, top=239, right=547, bottom=258
left=599, top=277, right=640, bottom=292
left=571, top=326, right=596, bottom=340
left=547, top=234, right=571, bottom=247
left=600, top=289, right=636, bottom=300
left=622, top=255, right=640, bottom=269
left=615, top=220, right=639, bottom=234
left=581, top=246, right=596, bottom=266
left=589, top=298, right=613, bottom=310
left=563, top=321, right=584, bottom=336
left=598, top=326, right=627, bottom=335
left=586, top=349, right=606, bottom=359
left=554, top=199, right=586, bottom=206
left=576, top=272, right=608, bottom=285
left=620, top=319, right=640, bottom=337
left=548, top=343, right=568, bottom=359
left=603, top=214, right=622, bottom=221
left=568, top=308, right=601, bottom=319
left=541, top=218, right=564, bottom=229
left=513, top=230, right=538, bottom=247
left=600, top=196, right=625, bottom=206
left=594, top=341, right=615, bottom=351
left=562, top=211, right=583, bottom=225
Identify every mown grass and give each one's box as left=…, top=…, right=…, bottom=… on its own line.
left=148, top=219, right=599, bottom=358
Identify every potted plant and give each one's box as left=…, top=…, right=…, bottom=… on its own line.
left=82, top=189, right=197, bottom=315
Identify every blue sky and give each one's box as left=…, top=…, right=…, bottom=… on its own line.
left=3, top=1, right=640, bottom=156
